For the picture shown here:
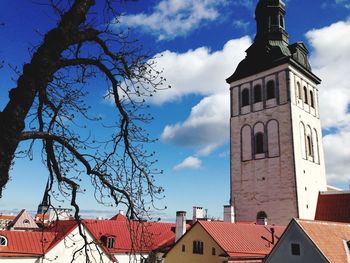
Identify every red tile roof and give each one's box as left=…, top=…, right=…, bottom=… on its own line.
left=198, top=221, right=285, bottom=259
left=83, top=214, right=178, bottom=254
left=297, top=219, right=350, bottom=263
left=315, top=191, right=350, bottom=223
left=0, top=221, right=77, bottom=257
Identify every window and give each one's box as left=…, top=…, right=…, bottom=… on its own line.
left=297, top=82, right=302, bottom=100
left=182, top=244, right=186, bottom=252
left=23, top=219, right=30, bottom=224
left=242, top=88, right=250, bottom=107
left=306, top=135, right=313, bottom=157
left=266, top=80, right=275, bottom=100
left=280, top=15, right=284, bottom=28
left=212, top=247, right=216, bottom=256
left=270, top=15, right=278, bottom=26
left=310, top=90, right=314, bottom=108
left=255, top=133, right=264, bottom=154
left=193, top=240, right=204, bottom=254
left=101, top=235, right=115, bottom=249
left=291, top=243, right=300, bottom=256
left=303, top=86, right=308, bottom=104
left=254, top=85, right=262, bottom=103
left=257, top=211, right=267, bottom=220
left=0, top=236, right=7, bottom=246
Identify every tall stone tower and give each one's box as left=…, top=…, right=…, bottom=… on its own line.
left=226, top=0, right=327, bottom=225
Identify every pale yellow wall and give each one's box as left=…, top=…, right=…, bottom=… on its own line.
left=165, top=223, right=226, bottom=263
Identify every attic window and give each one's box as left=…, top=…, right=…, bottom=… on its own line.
left=291, top=243, right=300, bottom=256
left=0, top=236, right=7, bottom=246
left=23, top=219, right=30, bottom=224
left=193, top=240, right=204, bottom=254
left=101, top=235, right=115, bottom=249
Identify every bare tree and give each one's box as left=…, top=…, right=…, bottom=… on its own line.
left=0, top=0, right=165, bottom=223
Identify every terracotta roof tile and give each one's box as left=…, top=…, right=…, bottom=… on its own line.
left=315, top=192, right=350, bottom=223
left=297, top=219, right=350, bottom=263
left=198, top=221, right=285, bottom=259
left=83, top=213, right=179, bottom=253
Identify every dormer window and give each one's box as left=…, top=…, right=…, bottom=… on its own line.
left=0, top=236, right=7, bottom=246
left=101, top=235, right=115, bottom=249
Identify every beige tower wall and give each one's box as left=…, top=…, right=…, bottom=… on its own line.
left=229, top=64, right=327, bottom=225
left=288, top=67, right=327, bottom=220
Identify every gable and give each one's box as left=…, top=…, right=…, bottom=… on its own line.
left=165, top=222, right=227, bottom=263
left=266, top=220, right=328, bottom=263
left=9, top=210, right=38, bottom=230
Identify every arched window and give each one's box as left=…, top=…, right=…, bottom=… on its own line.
left=0, top=236, right=7, bottom=246
left=297, top=82, right=302, bottom=100
left=310, top=90, right=314, bottom=108
left=267, top=120, right=279, bottom=157
left=257, top=211, right=267, bottom=220
left=255, top=132, right=264, bottom=154
left=242, top=88, right=250, bottom=107
left=254, top=85, right=262, bottom=103
left=303, top=86, right=308, bottom=104
left=266, top=80, right=275, bottom=100
left=306, top=135, right=313, bottom=157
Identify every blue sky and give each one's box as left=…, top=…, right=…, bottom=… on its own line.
left=1, top=0, right=350, bottom=221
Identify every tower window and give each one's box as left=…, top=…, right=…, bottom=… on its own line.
left=291, top=243, right=301, bottom=256
left=280, top=15, right=285, bottom=28
left=255, top=132, right=264, bottom=154
left=193, top=240, right=204, bottom=254
left=306, top=135, right=313, bottom=157
left=266, top=80, right=276, bottom=100
left=310, top=90, right=314, bottom=108
left=242, top=88, right=250, bottom=107
left=270, top=15, right=278, bottom=26
left=0, top=236, right=7, bottom=246
left=254, top=84, right=262, bottom=103
left=297, top=82, right=302, bottom=100
left=303, top=86, right=308, bottom=104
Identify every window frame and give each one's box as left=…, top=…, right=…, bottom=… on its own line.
left=0, top=236, right=7, bottom=246
left=192, top=240, right=204, bottom=255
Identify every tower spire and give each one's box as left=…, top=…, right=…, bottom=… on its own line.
left=37, top=178, right=50, bottom=214
left=255, top=0, right=288, bottom=44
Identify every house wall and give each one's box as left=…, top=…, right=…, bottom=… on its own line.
left=165, top=223, right=226, bottom=263
left=0, top=257, right=38, bottom=263
left=43, top=226, right=114, bottom=263
left=266, top=221, right=328, bottom=263
left=114, top=253, right=146, bottom=263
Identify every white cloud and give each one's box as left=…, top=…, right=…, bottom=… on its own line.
left=120, top=0, right=228, bottom=40
left=306, top=18, right=350, bottom=183
left=150, top=37, right=251, bottom=105
left=173, top=156, right=202, bottom=171
left=161, top=94, right=230, bottom=155
left=156, top=37, right=251, bottom=155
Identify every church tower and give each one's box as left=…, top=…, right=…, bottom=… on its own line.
left=226, top=0, right=327, bottom=225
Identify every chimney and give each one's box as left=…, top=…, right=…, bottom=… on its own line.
left=193, top=206, right=204, bottom=222
left=175, top=211, right=186, bottom=242
left=223, top=205, right=235, bottom=223
left=119, top=210, right=124, bottom=216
